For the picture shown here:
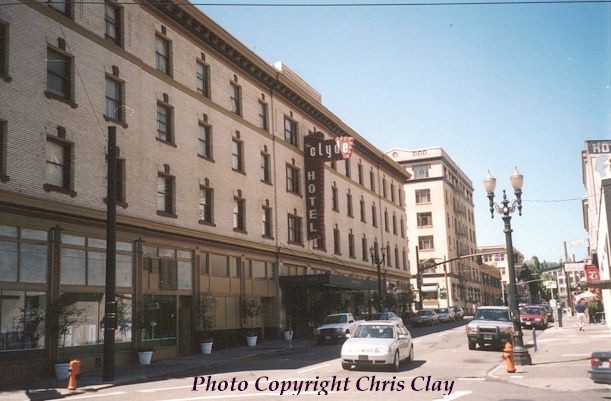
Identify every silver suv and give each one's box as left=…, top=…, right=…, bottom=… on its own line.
left=466, top=306, right=513, bottom=350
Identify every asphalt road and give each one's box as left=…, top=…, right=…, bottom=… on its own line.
left=12, top=321, right=611, bottom=401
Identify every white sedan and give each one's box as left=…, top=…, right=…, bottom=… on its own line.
left=340, top=321, right=413, bottom=371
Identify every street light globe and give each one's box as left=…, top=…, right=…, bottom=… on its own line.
left=510, top=167, right=524, bottom=191
left=483, top=171, right=496, bottom=194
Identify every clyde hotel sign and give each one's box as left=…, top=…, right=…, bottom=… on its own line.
left=304, top=131, right=355, bottom=242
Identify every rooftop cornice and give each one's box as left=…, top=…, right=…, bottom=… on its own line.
left=145, top=0, right=409, bottom=181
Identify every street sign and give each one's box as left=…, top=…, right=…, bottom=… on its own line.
left=544, top=280, right=557, bottom=289
left=564, top=262, right=585, bottom=272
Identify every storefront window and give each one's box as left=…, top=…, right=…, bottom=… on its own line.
left=0, top=291, right=46, bottom=351
left=142, top=295, right=176, bottom=340
left=0, top=225, right=48, bottom=284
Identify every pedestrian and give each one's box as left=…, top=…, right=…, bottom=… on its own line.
left=575, top=301, right=587, bottom=331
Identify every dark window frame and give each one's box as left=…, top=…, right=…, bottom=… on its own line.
left=44, top=135, right=76, bottom=196
left=155, top=33, right=171, bottom=76
left=287, top=213, right=303, bottom=245
left=0, top=21, right=9, bottom=78
left=346, top=192, right=353, bottom=217
left=0, top=120, right=8, bottom=182
left=348, top=232, right=355, bottom=259
left=261, top=152, right=272, bottom=184
left=286, top=164, right=301, bottom=195
left=258, top=100, right=269, bottom=132
left=262, top=204, right=273, bottom=239
left=333, top=227, right=341, bottom=256
left=104, top=1, right=122, bottom=46
left=233, top=195, right=246, bottom=233
left=197, top=122, right=213, bottom=160
left=196, top=61, right=210, bottom=98
left=231, top=137, right=244, bottom=173
left=331, top=185, right=339, bottom=212
left=230, top=82, right=242, bottom=116
left=198, top=184, right=214, bottom=226
left=283, top=116, right=298, bottom=147
left=48, top=0, right=72, bottom=17
left=156, top=172, right=176, bottom=218
left=156, top=101, right=174, bottom=145
left=361, top=236, right=368, bottom=262
left=104, top=74, right=126, bottom=125
left=46, top=46, right=76, bottom=107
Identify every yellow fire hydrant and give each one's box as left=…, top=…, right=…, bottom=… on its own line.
left=68, top=359, right=81, bottom=390
left=501, top=342, right=516, bottom=373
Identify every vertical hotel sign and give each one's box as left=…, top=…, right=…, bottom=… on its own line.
left=304, top=131, right=354, bottom=242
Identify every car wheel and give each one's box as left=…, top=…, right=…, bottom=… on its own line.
left=407, top=345, right=414, bottom=363
left=342, top=362, right=351, bottom=370
left=391, top=351, right=400, bottom=372
left=468, top=341, right=476, bottom=350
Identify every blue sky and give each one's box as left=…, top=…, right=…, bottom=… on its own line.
left=199, top=1, right=610, bottom=263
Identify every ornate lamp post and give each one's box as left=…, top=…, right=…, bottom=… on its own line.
left=484, top=168, right=531, bottom=365
left=370, top=245, right=386, bottom=311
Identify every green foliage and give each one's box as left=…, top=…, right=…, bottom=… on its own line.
left=199, top=294, right=215, bottom=342
left=242, top=299, right=263, bottom=319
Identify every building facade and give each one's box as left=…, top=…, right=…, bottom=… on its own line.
left=480, top=263, right=503, bottom=306
left=0, top=1, right=411, bottom=381
left=387, top=148, right=480, bottom=313
left=477, top=245, right=525, bottom=305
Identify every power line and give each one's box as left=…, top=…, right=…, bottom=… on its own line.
left=2, top=0, right=610, bottom=6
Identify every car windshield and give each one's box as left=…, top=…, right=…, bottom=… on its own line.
left=473, top=309, right=510, bottom=321
left=354, top=324, right=394, bottom=338
left=375, top=313, right=388, bottom=319
left=417, top=310, right=433, bottom=316
left=323, top=315, right=347, bottom=324
left=522, top=307, right=543, bottom=315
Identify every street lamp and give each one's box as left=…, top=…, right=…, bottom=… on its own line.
left=370, top=245, right=386, bottom=311
left=484, top=168, right=531, bottom=365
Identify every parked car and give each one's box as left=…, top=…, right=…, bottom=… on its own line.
left=589, top=351, right=611, bottom=384
left=341, top=320, right=413, bottom=371
left=435, top=308, right=455, bottom=323
left=466, top=306, right=513, bottom=350
left=450, top=306, right=465, bottom=320
left=314, top=313, right=362, bottom=345
left=538, top=304, right=555, bottom=323
left=519, top=305, right=548, bottom=330
left=411, top=309, right=439, bottom=326
left=374, top=311, right=403, bottom=324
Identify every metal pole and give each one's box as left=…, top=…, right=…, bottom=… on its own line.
left=103, top=126, right=117, bottom=381
left=444, top=258, right=450, bottom=308
left=503, top=215, right=532, bottom=365
left=415, top=246, right=423, bottom=310
left=376, top=259, right=382, bottom=312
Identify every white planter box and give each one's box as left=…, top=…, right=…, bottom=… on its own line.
left=246, top=336, right=258, bottom=347
left=138, top=351, right=153, bottom=365
left=54, top=363, right=70, bottom=380
left=200, top=342, right=213, bottom=354
left=283, top=330, right=294, bottom=341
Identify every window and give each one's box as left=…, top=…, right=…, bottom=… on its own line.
left=288, top=213, right=302, bottom=244
left=261, top=152, right=271, bottom=184
left=0, top=120, right=6, bottom=181
left=348, top=231, right=355, bottom=258
left=198, top=184, right=213, bottom=225
left=49, top=0, right=70, bottom=16
left=413, top=164, right=430, bottom=179
left=415, top=189, right=431, bottom=204
left=391, top=184, right=395, bottom=202
left=258, top=101, right=269, bottom=131
left=262, top=202, right=273, bottom=238
left=398, top=190, right=403, bottom=206
left=0, top=226, right=49, bottom=284
left=197, top=123, right=212, bottom=159
left=417, top=212, right=433, bottom=227
left=155, top=35, right=170, bottom=75
left=230, top=82, right=242, bottom=116
left=104, top=2, right=121, bottom=45
left=45, top=136, right=72, bottom=192
left=142, top=295, right=175, bottom=341
left=358, top=163, right=363, bottom=185
left=286, top=164, right=301, bottom=194
left=105, top=76, right=124, bottom=122
left=46, top=48, right=72, bottom=101
left=400, top=218, right=405, bottom=238
left=313, top=237, right=325, bottom=250
left=345, top=159, right=351, bottom=178
left=361, top=236, right=368, bottom=261
left=330, top=160, right=336, bottom=170
left=382, top=178, right=387, bottom=198
left=346, top=192, right=353, bottom=217
left=418, top=235, right=434, bottom=250
left=369, top=170, right=375, bottom=191
left=157, top=173, right=174, bottom=216
left=384, top=209, right=389, bottom=232
left=371, top=203, right=378, bottom=227
left=333, top=227, right=341, bottom=255
left=233, top=194, right=246, bottom=232
left=196, top=62, right=210, bottom=97
left=232, top=137, right=244, bottom=172
left=392, top=213, right=397, bottom=235
left=360, top=198, right=366, bottom=222
left=395, top=247, right=400, bottom=269
left=0, top=23, right=7, bottom=75
left=284, top=117, right=298, bottom=147
left=156, top=103, right=172, bottom=143
left=386, top=244, right=391, bottom=267
left=332, top=184, right=339, bottom=211
left=0, top=290, right=47, bottom=351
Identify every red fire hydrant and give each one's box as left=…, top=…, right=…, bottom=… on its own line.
left=501, top=342, right=516, bottom=373
left=68, top=359, right=81, bottom=390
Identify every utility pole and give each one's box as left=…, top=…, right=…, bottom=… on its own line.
left=103, top=126, right=117, bottom=382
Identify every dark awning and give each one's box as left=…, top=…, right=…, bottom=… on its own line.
left=589, top=280, right=611, bottom=289
left=279, top=273, right=378, bottom=290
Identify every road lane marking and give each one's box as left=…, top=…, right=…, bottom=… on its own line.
left=561, top=353, right=590, bottom=357
left=66, top=392, right=127, bottom=399
left=509, top=375, right=523, bottom=379
left=433, top=390, right=472, bottom=400
left=297, top=363, right=330, bottom=373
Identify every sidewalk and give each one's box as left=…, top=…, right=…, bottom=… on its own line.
left=487, top=314, right=611, bottom=392
left=1, top=339, right=312, bottom=400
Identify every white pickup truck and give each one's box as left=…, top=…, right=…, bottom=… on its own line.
left=314, top=313, right=362, bottom=345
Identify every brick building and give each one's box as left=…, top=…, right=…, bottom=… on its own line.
left=0, top=1, right=410, bottom=381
